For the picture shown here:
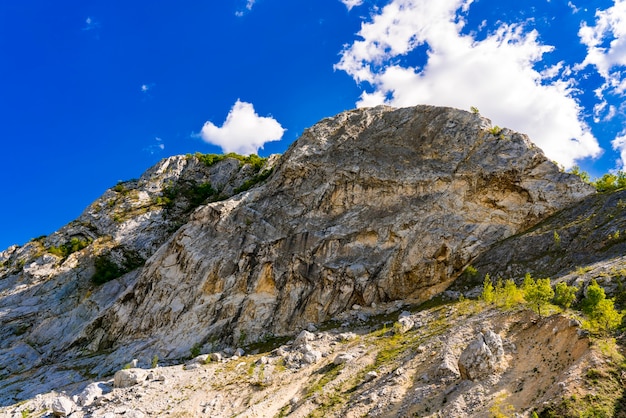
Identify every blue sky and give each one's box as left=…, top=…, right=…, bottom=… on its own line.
left=1, top=0, right=626, bottom=250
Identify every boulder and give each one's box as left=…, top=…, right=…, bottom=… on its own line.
left=294, top=330, right=315, bottom=348
left=333, top=352, right=354, bottom=365
left=458, top=330, right=504, bottom=381
left=51, top=396, right=75, bottom=417
left=113, top=368, right=147, bottom=388
left=77, top=382, right=107, bottom=406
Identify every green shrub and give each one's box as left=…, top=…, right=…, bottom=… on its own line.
left=553, top=282, right=578, bottom=309
left=495, top=278, right=524, bottom=309
left=523, top=273, right=554, bottom=317
left=192, top=152, right=267, bottom=171
left=568, top=166, right=591, bottom=183
left=91, top=256, right=122, bottom=285
left=581, top=280, right=624, bottom=333
left=48, top=237, right=92, bottom=259
left=190, top=343, right=201, bottom=359
left=463, top=265, right=478, bottom=278
left=592, top=172, right=626, bottom=192
left=488, top=126, right=502, bottom=135
left=481, top=274, right=495, bottom=304
left=91, top=249, right=145, bottom=285
left=233, top=168, right=273, bottom=194
left=188, top=182, right=217, bottom=206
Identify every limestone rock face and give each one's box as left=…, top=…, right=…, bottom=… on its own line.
left=99, top=105, right=593, bottom=359
left=0, top=153, right=276, bottom=405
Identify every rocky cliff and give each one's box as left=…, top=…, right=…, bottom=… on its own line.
left=0, top=153, right=277, bottom=404
left=98, top=105, right=592, bottom=361
left=0, top=105, right=596, bottom=409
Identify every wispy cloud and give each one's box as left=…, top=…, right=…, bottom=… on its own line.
left=340, top=0, right=364, bottom=11
left=335, top=0, right=602, bottom=169
left=140, top=83, right=155, bottom=94
left=199, top=100, right=284, bottom=155
left=236, top=0, right=256, bottom=17
left=577, top=1, right=626, bottom=95
left=82, top=16, right=100, bottom=31
left=144, top=137, right=165, bottom=155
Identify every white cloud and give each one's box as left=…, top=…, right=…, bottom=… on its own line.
left=611, top=131, right=626, bottom=168
left=236, top=0, right=256, bottom=16
left=335, top=0, right=602, bottom=168
left=341, top=0, right=364, bottom=11
left=568, top=2, right=581, bottom=13
left=82, top=16, right=100, bottom=31
left=141, top=84, right=149, bottom=92
left=578, top=1, right=626, bottom=80
left=200, top=100, right=285, bottom=155
left=144, top=137, right=165, bottom=155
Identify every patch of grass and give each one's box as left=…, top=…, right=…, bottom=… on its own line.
left=190, top=343, right=201, bottom=359
left=244, top=334, right=291, bottom=354
left=305, top=363, right=344, bottom=398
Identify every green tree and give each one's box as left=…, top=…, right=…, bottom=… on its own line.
left=523, top=274, right=554, bottom=316
left=502, top=279, right=524, bottom=309
left=481, top=274, right=495, bottom=304
left=568, top=166, right=590, bottom=183
left=593, top=173, right=619, bottom=192
left=581, top=279, right=606, bottom=316
left=581, top=279, right=623, bottom=333
left=553, top=282, right=578, bottom=309
left=594, top=299, right=623, bottom=332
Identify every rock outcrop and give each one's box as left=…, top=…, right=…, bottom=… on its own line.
left=0, top=104, right=596, bottom=407
left=98, top=105, right=593, bottom=362
left=456, top=188, right=626, bottom=295
left=0, top=153, right=277, bottom=405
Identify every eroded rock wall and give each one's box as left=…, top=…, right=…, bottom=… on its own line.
left=100, top=105, right=594, bottom=360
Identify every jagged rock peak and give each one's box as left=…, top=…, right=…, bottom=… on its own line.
left=98, top=105, right=594, bottom=361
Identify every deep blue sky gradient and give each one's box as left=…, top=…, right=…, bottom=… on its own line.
left=0, top=0, right=624, bottom=250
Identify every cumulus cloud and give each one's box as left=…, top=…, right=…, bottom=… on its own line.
left=335, top=0, right=602, bottom=168
left=341, top=0, right=364, bottom=11
left=200, top=100, right=285, bottom=155
left=577, top=0, right=626, bottom=124
left=578, top=1, right=626, bottom=79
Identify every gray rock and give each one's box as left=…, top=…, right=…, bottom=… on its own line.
left=186, top=354, right=210, bottom=366
left=294, top=330, right=315, bottom=348
left=396, top=316, right=414, bottom=334
left=301, top=344, right=322, bottom=365
left=365, top=371, right=378, bottom=382
left=77, top=382, right=107, bottom=406
left=51, top=396, right=75, bottom=417
left=113, top=369, right=146, bottom=388
left=437, top=352, right=461, bottom=380
left=209, top=352, right=223, bottom=363
left=333, top=353, right=354, bottom=365
left=458, top=330, right=504, bottom=381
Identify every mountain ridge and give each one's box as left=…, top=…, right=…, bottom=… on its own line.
left=2, top=105, right=620, bottom=416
